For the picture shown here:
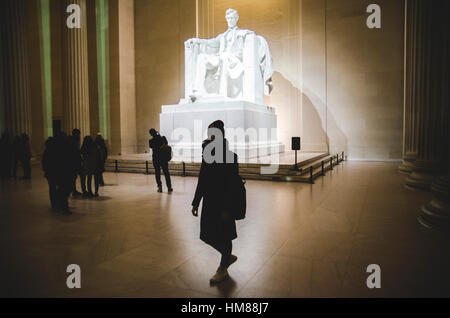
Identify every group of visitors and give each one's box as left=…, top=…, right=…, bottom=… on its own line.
left=3, top=121, right=243, bottom=285
left=71, top=130, right=108, bottom=199
left=0, top=133, right=32, bottom=180
left=42, top=129, right=108, bottom=214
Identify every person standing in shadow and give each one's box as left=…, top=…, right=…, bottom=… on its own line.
left=81, top=136, right=103, bottom=197
left=95, top=133, right=108, bottom=186
left=12, top=135, right=23, bottom=178
left=0, top=132, right=13, bottom=179
left=191, top=120, right=239, bottom=284
left=42, top=136, right=58, bottom=209
left=70, top=129, right=83, bottom=197
left=149, top=128, right=172, bottom=193
left=42, top=132, right=78, bottom=214
left=21, top=133, right=32, bottom=179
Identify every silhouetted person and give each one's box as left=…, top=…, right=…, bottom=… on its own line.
left=149, top=128, right=172, bottom=193
left=21, top=134, right=32, bottom=179
left=0, top=132, right=13, bottom=179
left=191, top=120, right=239, bottom=284
left=95, top=133, right=108, bottom=186
left=12, top=134, right=31, bottom=179
left=42, top=132, right=78, bottom=214
left=81, top=136, right=103, bottom=197
left=70, top=129, right=83, bottom=196
left=42, top=136, right=58, bottom=209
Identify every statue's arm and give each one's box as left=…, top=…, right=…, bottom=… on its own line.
left=185, top=35, right=220, bottom=51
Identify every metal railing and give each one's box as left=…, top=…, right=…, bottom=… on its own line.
left=109, top=151, right=346, bottom=184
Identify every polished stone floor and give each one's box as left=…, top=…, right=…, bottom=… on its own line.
left=1, top=161, right=449, bottom=298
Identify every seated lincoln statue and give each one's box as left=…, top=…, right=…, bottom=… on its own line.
left=184, top=8, right=273, bottom=105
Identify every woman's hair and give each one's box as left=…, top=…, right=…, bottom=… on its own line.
left=208, top=120, right=225, bottom=139
left=82, top=136, right=93, bottom=149
left=149, top=128, right=157, bottom=136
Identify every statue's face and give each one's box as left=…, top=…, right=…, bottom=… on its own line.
left=226, top=11, right=238, bottom=28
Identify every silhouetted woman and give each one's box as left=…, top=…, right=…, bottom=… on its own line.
left=95, top=133, right=108, bottom=186
left=191, top=120, right=239, bottom=284
left=81, top=136, right=103, bottom=197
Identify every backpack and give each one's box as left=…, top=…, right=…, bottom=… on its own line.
left=229, top=174, right=246, bottom=220
left=159, top=136, right=173, bottom=162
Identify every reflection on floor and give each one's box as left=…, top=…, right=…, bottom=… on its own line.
left=1, top=162, right=449, bottom=297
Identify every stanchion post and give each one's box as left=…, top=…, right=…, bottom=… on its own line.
left=294, top=150, right=299, bottom=170
left=309, top=166, right=314, bottom=184
left=182, top=162, right=186, bottom=177
left=330, top=157, right=333, bottom=170
left=321, top=160, right=325, bottom=176
left=115, top=160, right=118, bottom=172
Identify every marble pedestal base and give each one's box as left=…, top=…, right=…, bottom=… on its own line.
left=160, top=100, right=284, bottom=159
left=405, top=160, right=441, bottom=190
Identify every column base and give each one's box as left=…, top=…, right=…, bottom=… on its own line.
left=398, top=152, right=417, bottom=174
left=405, top=160, right=441, bottom=190
left=419, top=176, right=450, bottom=232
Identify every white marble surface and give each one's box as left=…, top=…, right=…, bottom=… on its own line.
left=160, top=100, right=284, bottom=159
left=183, top=8, right=273, bottom=105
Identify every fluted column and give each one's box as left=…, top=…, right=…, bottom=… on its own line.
left=404, top=0, right=447, bottom=190
left=399, top=0, right=418, bottom=174
left=62, top=0, right=90, bottom=136
left=1, top=0, right=32, bottom=137
left=418, top=0, right=450, bottom=231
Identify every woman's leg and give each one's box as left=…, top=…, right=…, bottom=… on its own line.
left=80, top=173, right=87, bottom=194
left=87, top=173, right=93, bottom=194
left=219, top=240, right=232, bottom=268
left=94, top=173, right=100, bottom=195
left=99, top=172, right=105, bottom=186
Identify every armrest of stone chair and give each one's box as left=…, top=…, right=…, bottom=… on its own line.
left=243, top=33, right=265, bottom=105
left=184, top=41, right=220, bottom=100
left=184, top=43, right=199, bottom=100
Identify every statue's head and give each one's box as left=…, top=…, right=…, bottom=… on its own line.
left=225, top=8, right=239, bottom=28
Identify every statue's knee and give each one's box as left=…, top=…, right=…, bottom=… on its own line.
left=198, top=54, right=208, bottom=64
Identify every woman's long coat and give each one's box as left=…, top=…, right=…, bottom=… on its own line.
left=192, top=139, right=239, bottom=247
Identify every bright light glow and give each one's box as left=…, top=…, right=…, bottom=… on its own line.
left=40, top=0, right=53, bottom=138
left=96, top=0, right=110, bottom=140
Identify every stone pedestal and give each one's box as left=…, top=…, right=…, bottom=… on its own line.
left=160, top=100, right=284, bottom=159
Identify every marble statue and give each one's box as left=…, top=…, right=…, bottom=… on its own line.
left=183, top=8, right=273, bottom=105
left=160, top=8, right=284, bottom=159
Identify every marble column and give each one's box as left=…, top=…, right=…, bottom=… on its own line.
left=399, top=0, right=418, bottom=174
left=1, top=0, right=32, bottom=137
left=62, top=0, right=90, bottom=136
left=404, top=0, right=448, bottom=190
left=418, top=0, right=450, bottom=230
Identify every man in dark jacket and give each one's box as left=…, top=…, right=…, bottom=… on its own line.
left=42, top=132, right=78, bottom=214
left=149, top=128, right=172, bottom=193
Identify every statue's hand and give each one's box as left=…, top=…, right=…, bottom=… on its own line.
left=185, top=38, right=201, bottom=48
